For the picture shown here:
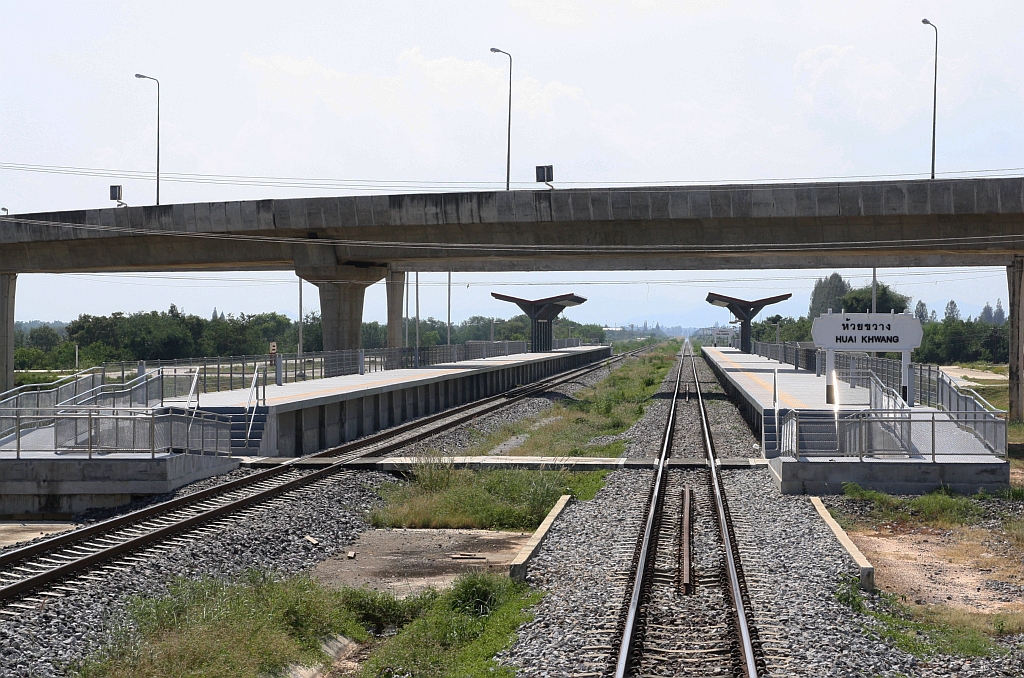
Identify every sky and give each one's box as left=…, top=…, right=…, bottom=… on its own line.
left=1, top=1, right=1021, bottom=329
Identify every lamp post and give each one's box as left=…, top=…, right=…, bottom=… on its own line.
left=490, top=48, right=512, bottom=190
left=135, top=73, right=160, bottom=204
left=921, top=19, right=938, bottom=180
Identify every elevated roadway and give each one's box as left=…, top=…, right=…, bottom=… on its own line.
left=3, top=177, right=1024, bottom=416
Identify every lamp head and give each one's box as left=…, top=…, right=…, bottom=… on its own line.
left=135, top=73, right=145, bottom=78
left=490, top=47, right=501, bottom=53
left=921, top=18, right=931, bottom=25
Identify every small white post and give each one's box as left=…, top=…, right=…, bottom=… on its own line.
left=902, top=350, right=913, bottom=406
left=825, top=349, right=836, bottom=404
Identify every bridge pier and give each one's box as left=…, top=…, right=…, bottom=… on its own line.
left=1009, top=257, right=1023, bottom=422
left=317, top=281, right=374, bottom=353
left=0, top=274, right=14, bottom=393
left=386, top=269, right=405, bottom=348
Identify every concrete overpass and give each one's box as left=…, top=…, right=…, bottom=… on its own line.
left=3, top=177, right=1024, bottom=416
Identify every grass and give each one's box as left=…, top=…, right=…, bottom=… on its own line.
left=358, top=572, right=541, bottom=677
left=835, top=575, right=1013, bottom=659
left=370, top=461, right=608, bottom=530
left=504, top=341, right=680, bottom=458
left=73, top=572, right=430, bottom=678
left=841, top=483, right=987, bottom=527
left=74, top=571, right=537, bottom=678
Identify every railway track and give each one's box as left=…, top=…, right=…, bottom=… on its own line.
left=0, top=347, right=647, bottom=612
left=613, top=342, right=763, bottom=677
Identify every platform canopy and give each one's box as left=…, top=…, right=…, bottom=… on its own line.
left=491, top=292, right=587, bottom=353
left=706, top=292, right=792, bottom=354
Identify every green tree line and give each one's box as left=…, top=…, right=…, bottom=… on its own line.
left=14, top=306, right=606, bottom=370
left=748, top=273, right=1008, bottom=365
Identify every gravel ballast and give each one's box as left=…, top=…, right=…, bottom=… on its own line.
left=0, top=471, right=388, bottom=677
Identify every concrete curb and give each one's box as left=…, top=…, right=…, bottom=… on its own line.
left=809, top=496, right=875, bottom=590
left=509, top=494, right=573, bottom=582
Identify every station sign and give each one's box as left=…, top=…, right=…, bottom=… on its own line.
left=712, top=328, right=732, bottom=340
left=811, top=313, right=922, bottom=351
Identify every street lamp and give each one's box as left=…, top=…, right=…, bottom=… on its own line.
left=490, top=47, right=512, bottom=190
left=922, top=19, right=938, bottom=180
left=135, top=73, right=160, bottom=204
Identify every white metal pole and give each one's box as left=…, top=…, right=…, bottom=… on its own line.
left=447, top=271, right=452, bottom=345
left=405, top=274, right=410, bottom=348
left=297, top=277, right=304, bottom=362
left=415, top=272, right=420, bottom=350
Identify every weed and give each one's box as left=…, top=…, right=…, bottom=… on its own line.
left=842, top=483, right=983, bottom=527
left=835, top=574, right=866, bottom=613
left=75, top=572, right=369, bottom=678
left=1001, top=485, right=1024, bottom=501
left=370, top=468, right=608, bottom=530
left=75, top=571, right=540, bottom=678
left=835, top=575, right=999, bottom=659
left=359, top=572, right=540, bottom=677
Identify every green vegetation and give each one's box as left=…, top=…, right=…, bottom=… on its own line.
left=14, top=308, right=606, bottom=370
left=370, top=462, right=606, bottom=530
left=359, top=572, right=540, bottom=677
left=835, top=575, right=1017, bottom=658
left=74, top=571, right=538, bottom=678
left=506, top=341, right=679, bottom=458
left=841, top=483, right=985, bottom=527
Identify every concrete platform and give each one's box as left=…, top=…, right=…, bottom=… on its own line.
left=704, top=347, right=1010, bottom=495
left=0, top=453, right=239, bottom=518
left=203, top=346, right=610, bottom=457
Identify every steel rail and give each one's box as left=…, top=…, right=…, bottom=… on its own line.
left=614, top=345, right=683, bottom=677
left=0, top=347, right=646, bottom=604
left=691, top=346, right=759, bottom=678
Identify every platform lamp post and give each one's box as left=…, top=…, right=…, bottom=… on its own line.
left=490, top=48, right=512, bottom=190
left=922, top=19, right=938, bottom=180
left=135, top=73, right=160, bottom=205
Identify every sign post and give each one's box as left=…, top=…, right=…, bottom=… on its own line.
left=811, top=311, right=923, bottom=406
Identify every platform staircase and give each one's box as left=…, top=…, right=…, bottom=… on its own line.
left=767, top=409, right=840, bottom=457
left=201, top=406, right=269, bottom=456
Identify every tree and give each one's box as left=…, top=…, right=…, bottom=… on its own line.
left=994, top=299, right=1006, bottom=326
left=841, top=283, right=910, bottom=314
left=914, top=301, right=929, bottom=323
left=808, top=273, right=851, bottom=318
left=27, top=326, right=63, bottom=352
left=944, top=300, right=961, bottom=322
left=979, top=302, right=994, bottom=324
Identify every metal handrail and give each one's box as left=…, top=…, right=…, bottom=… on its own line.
left=958, top=388, right=1005, bottom=415
left=183, top=368, right=200, bottom=412
left=244, top=365, right=262, bottom=447
left=0, top=366, right=104, bottom=401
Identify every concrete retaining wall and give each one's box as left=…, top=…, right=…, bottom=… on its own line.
left=767, top=456, right=1009, bottom=495
left=0, top=453, right=239, bottom=518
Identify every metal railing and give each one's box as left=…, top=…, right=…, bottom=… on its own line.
left=0, top=406, right=233, bottom=459
left=780, top=407, right=1005, bottom=461
left=0, top=367, right=106, bottom=415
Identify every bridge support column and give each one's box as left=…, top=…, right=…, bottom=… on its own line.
left=1009, top=257, right=1024, bottom=421
left=386, top=269, right=405, bottom=349
left=317, top=281, right=372, bottom=353
left=0, top=274, right=13, bottom=393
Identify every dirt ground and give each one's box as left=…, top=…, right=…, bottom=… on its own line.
left=312, top=528, right=532, bottom=598
left=0, top=521, right=75, bottom=549
left=849, top=525, right=1024, bottom=613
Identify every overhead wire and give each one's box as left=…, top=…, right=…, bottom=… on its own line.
left=1, top=160, right=1023, bottom=193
